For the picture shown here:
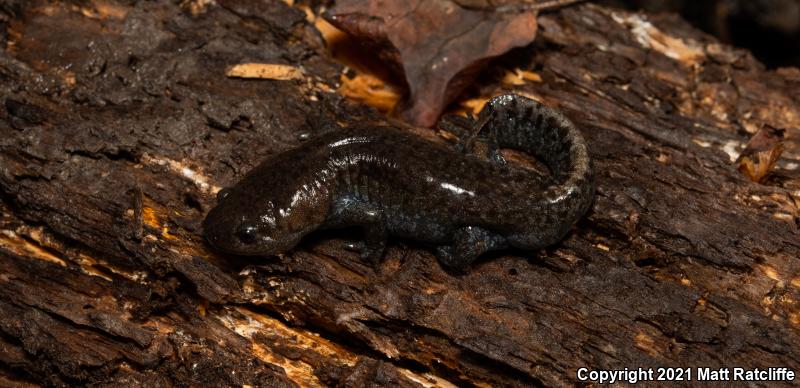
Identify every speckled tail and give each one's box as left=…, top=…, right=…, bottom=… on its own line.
left=478, top=94, right=595, bottom=240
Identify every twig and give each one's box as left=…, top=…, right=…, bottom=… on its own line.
left=498, top=0, right=586, bottom=13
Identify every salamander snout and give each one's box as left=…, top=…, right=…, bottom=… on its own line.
left=203, top=195, right=301, bottom=256
left=216, top=188, right=232, bottom=201
left=234, top=224, right=259, bottom=244
left=203, top=211, right=272, bottom=255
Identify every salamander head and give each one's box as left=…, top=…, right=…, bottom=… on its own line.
left=202, top=182, right=328, bottom=256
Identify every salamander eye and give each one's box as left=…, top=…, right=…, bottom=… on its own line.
left=235, top=225, right=258, bottom=244
left=217, top=188, right=232, bottom=202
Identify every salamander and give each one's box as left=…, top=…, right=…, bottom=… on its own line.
left=203, top=94, right=594, bottom=272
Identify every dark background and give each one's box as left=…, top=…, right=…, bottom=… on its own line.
left=601, top=0, right=800, bottom=68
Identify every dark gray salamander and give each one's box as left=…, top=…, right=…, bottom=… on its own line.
left=203, top=94, right=594, bottom=272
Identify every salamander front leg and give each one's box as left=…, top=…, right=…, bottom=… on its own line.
left=360, top=221, right=387, bottom=266
left=435, top=226, right=507, bottom=273
left=330, top=197, right=388, bottom=267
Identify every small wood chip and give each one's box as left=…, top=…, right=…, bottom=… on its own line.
left=501, top=68, right=542, bottom=85
left=337, top=72, right=401, bottom=113
left=460, top=97, right=491, bottom=116
left=225, top=63, right=304, bottom=80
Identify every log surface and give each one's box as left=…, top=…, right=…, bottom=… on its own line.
left=1, top=1, right=799, bottom=386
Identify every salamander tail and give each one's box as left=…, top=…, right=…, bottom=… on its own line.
left=477, top=94, right=595, bottom=243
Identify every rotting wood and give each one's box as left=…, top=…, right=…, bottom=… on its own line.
left=0, top=1, right=799, bottom=386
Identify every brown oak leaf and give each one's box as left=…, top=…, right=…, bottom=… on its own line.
left=736, top=124, right=786, bottom=183
left=324, top=0, right=540, bottom=127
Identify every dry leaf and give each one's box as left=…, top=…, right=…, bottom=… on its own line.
left=324, top=0, right=540, bottom=127
left=225, top=63, right=304, bottom=80
left=736, top=124, right=785, bottom=183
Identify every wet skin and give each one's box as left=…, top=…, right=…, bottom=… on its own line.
left=203, top=94, right=594, bottom=272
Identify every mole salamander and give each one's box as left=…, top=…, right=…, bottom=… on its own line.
left=203, top=94, right=594, bottom=272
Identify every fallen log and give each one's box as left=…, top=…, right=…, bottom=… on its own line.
left=0, top=1, right=798, bottom=386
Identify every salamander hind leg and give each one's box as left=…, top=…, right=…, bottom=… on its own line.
left=329, top=197, right=387, bottom=267
left=438, top=113, right=507, bottom=166
left=438, top=114, right=475, bottom=153
left=470, top=109, right=507, bottom=166
left=435, top=226, right=507, bottom=273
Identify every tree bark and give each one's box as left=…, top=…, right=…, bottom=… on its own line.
left=1, top=1, right=798, bottom=386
